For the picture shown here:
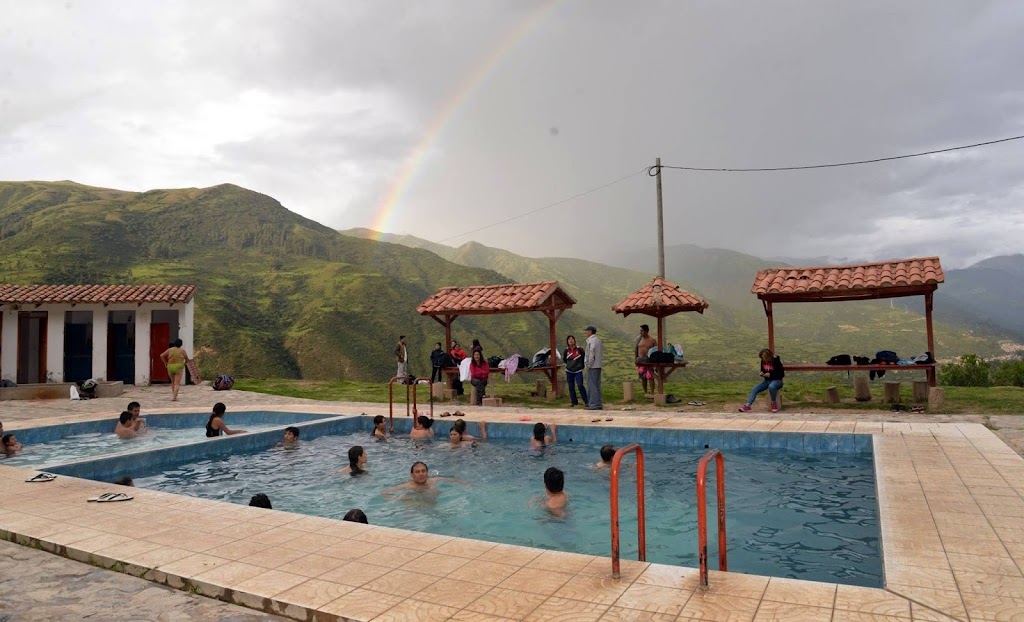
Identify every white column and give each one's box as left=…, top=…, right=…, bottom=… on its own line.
left=134, top=306, right=151, bottom=386
left=0, top=308, right=18, bottom=383
left=92, top=307, right=108, bottom=381
left=46, top=307, right=66, bottom=383
left=180, top=301, right=195, bottom=355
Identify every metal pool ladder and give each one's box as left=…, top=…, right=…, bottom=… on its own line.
left=609, top=443, right=646, bottom=579
left=697, top=448, right=728, bottom=587
left=387, top=376, right=433, bottom=432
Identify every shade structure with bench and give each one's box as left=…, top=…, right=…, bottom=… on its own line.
left=751, top=257, right=944, bottom=387
left=417, top=281, right=576, bottom=396
left=613, top=276, right=709, bottom=396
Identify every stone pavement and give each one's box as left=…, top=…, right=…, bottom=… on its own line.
left=0, top=539, right=286, bottom=622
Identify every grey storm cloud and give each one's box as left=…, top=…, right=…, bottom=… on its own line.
left=1, top=0, right=1023, bottom=268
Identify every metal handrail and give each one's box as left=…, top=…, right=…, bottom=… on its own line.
left=412, top=377, right=434, bottom=419
left=696, top=448, right=727, bottom=587
left=387, top=376, right=411, bottom=432
left=609, top=443, right=646, bottom=579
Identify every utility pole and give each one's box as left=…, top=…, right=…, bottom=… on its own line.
left=655, top=157, right=665, bottom=278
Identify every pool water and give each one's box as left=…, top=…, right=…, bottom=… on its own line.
left=134, top=431, right=882, bottom=587
left=0, top=425, right=281, bottom=469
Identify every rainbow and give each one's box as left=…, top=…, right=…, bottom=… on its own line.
left=367, top=0, right=560, bottom=238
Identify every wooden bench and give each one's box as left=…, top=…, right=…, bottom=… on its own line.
left=784, top=363, right=936, bottom=387
left=442, top=365, right=562, bottom=395
left=640, top=361, right=688, bottom=395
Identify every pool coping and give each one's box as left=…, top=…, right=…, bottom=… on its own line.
left=1, top=410, right=1023, bottom=621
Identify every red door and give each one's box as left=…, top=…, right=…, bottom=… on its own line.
left=150, top=323, right=171, bottom=382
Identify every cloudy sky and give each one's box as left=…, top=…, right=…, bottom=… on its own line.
left=2, top=0, right=1023, bottom=268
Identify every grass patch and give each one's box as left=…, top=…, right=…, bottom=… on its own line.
left=233, top=377, right=1024, bottom=414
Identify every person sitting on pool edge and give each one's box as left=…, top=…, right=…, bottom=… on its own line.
left=371, top=415, right=388, bottom=439
left=115, top=411, right=138, bottom=439
left=449, top=420, right=487, bottom=446
left=206, top=403, right=247, bottom=437
left=127, top=401, right=146, bottom=433
left=343, top=508, right=368, bottom=524
left=338, top=445, right=368, bottom=475
left=411, top=416, right=434, bottom=440
left=249, top=493, right=272, bottom=509
left=1, top=433, right=22, bottom=454
left=531, top=422, right=557, bottom=449
left=543, top=467, right=567, bottom=516
left=594, top=445, right=617, bottom=469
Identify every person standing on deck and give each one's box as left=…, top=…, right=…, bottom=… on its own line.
left=635, top=324, right=658, bottom=395
left=394, top=335, right=408, bottom=382
left=583, top=325, right=603, bottom=410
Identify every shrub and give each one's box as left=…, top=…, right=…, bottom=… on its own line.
left=938, top=354, right=991, bottom=387
left=992, top=360, right=1024, bottom=387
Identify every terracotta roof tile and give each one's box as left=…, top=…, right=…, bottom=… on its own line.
left=612, top=277, right=709, bottom=316
left=417, top=281, right=575, bottom=315
left=751, top=257, right=944, bottom=298
left=0, top=284, right=196, bottom=305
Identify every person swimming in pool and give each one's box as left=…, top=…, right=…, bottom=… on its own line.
left=114, top=411, right=138, bottom=439
left=542, top=467, right=568, bottom=516
left=159, top=339, right=191, bottom=402
left=278, top=426, right=300, bottom=447
left=594, top=445, right=617, bottom=469
left=2, top=433, right=22, bottom=454
left=530, top=422, right=557, bottom=449
left=338, top=445, right=368, bottom=475
left=449, top=420, right=487, bottom=446
left=381, top=461, right=465, bottom=503
left=127, top=401, right=146, bottom=433
left=206, top=403, right=247, bottom=437
left=371, top=415, right=388, bottom=439
left=410, top=416, right=434, bottom=440
left=343, top=508, right=368, bottom=524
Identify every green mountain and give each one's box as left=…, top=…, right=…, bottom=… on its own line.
left=342, top=229, right=1017, bottom=379
left=0, top=181, right=592, bottom=380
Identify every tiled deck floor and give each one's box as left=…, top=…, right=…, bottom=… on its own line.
left=2, top=389, right=1023, bottom=621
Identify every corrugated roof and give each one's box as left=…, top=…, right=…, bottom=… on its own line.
left=417, top=281, right=575, bottom=315
left=612, top=277, right=709, bottom=316
left=0, top=284, right=196, bottom=305
left=751, top=257, right=943, bottom=297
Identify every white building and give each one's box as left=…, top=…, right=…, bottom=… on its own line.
left=0, top=284, right=196, bottom=386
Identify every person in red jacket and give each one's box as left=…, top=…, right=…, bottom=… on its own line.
left=450, top=341, right=467, bottom=396
left=469, top=350, right=490, bottom=405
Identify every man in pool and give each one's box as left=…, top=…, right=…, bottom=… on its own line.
left=114, top=411, right=138, bottom=439
left=594, top=445, right=617, bottom=469
left=543, top=467, right=568, bottom=516
left=127, top=401, right=146, bottom=433
left=381, top=461, right=465, bottom=502
left=280, top=426, right=300, bottom=447
left=1, top=433, right=22, bottom=454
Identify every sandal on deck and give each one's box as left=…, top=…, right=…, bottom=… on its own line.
left=87, top=492, right=133, bottom=503
left=26, top=473, right=56, bottom=483
left=687, top=401, right=706, bottom=406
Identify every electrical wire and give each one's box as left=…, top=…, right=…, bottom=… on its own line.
left=650, top=133, right=1024, bottom=175
left=437, top=167, right=647, bottom=243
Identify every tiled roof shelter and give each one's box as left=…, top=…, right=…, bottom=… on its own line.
left=613, top=277, right=709, bottom=396
left=0, top=284, right=196, bottom=306
left=751, top=257, right=945, bottom=385
left=417, top=281, right=576, bottom=394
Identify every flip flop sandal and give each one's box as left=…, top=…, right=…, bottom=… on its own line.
left=88, top=492, right=121, bottom=502
left=687, top=401, right=706, bottom=406
left=96, top=493, right=134, bottom=503
left=591, top=418, right=602, bottom=423
left=439, top=412, right=452, bottom=417
left=605, top=418, right=614, bottom=421
left=26, top=473, right=56, bottom=483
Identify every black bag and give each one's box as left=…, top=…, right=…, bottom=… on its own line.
left=827, top=354, right=852, bottom=365
left=853, top=356, right=871, bottom=365
left=517, top=355, right=530, bottom=368
left=649, top=351, right=674, bottom=364
left=487, top=355, right=502, bottom=367
left=875, top=350, right=899, bottom=363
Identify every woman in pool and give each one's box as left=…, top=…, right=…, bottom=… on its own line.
left=206, top=403, right=247, bottom=437
left=338, top=445, right=367, bottom=475
left=159, top=338, right=191, bottom=402
left=411, top=416, right=434, bottom=440
left=530, top=422, right=557, bottom=449
left=739, top=348, right=785, bottom=413
left=1, top=433, right=22, bottom=454
left=371, top=415, right=388, bottom=439
left=449, top=420, right=486, bottom=446
left=381, top=461, right=465, bottom=500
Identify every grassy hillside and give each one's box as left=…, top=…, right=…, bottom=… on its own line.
left=344, top=230, right=1017, bottom=380
left=0, top=182, right=591, bottom=380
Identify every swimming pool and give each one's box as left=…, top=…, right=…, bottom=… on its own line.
left=121, top=421, right=881, bottom=587
left=2, top=411, right=335, bottom=469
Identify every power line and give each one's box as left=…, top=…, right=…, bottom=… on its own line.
left=650, top=133, right=1024, bottom=175
left=437, top=167, right=647, bottom=243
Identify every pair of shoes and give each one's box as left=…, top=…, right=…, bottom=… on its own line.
left=738, top=404, right=752, bottom=412
left=87, top=492, right=134, bottom=503
left=687, top=401, right=706, bottom=406
left=770, top=402, right=779, bottom=414
left=569, top=403, right=577, bottom=407
left=439, top=412, right=452, bottom=417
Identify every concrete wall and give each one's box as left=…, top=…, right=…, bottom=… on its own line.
left=0, top=301, right=195, bottom=386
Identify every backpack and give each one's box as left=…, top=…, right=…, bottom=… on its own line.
left=827, top=354, right=852, bottom=365
left=213, top=374, right=234, bottom=391
left=875, top=350, right=899, bottom=364
left=487, top=355, right=502, bottom=368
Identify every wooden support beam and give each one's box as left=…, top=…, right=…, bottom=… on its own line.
left=765, top=301, right=775, bottom=353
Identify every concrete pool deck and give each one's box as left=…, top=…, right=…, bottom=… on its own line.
left=2, top=387, right=1023, bottom=621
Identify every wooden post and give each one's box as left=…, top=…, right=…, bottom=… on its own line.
left=825, top=386, right=840, bottom=403
left=853, top=375, right=871, bottom=402
left=912, top=380, right=929, bottom=402
left=444, top=316, right=453, bottom=389
left=656, top=314, right=665, bottom=394
left=924, top=291, right=935, bottom=359
left=655, top=157, right=665, bottom=279
left=764, top=300, right=775, bottom=354
left=623, top=380, right=634, bottom=401
left=883, top=382, right=901, bottom=404
left=547, top=312, right=559, bottom=396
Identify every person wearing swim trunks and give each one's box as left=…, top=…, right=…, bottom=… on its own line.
left=159, top=339, right=191, bottom=402
left=115, top=411, right=137, bottom=439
